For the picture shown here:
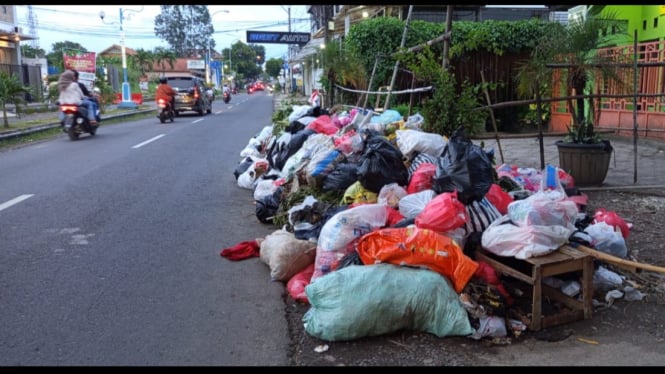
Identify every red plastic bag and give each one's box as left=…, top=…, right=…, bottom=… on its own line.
left=286, top=263, right=315, bottom=304
left=484, top=183, right=513, bottom=215
left=593, top=208, right=631, bottom=238
left=415, top=190, right=467, bottom=233
left=407, top=163, right=437, bottom=194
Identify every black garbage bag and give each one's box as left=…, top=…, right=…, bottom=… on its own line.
left=285, top=120, right=306, bottom=134
left=255, top=186, right=284, bottom=224
left=431, top=126, right=494, bottom=205
left=357, top=135, right=409, bottom=193
left=266, top=128, right=315, bottom=172
left=233, top=157, right=255, bottom=181
left=322, top=162, right=360, bottom=192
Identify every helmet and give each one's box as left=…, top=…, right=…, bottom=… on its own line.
left=159, top=77, right=167, bottom=84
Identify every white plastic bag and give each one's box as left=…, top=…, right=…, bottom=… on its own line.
left=398, top=189, right=436, bottom=219
left=585, top=221, right=628, bottom=258
left=481, top=215, right=573, bottom=259
left=377, top=183, right=408, bottom=209
left=395, top=129, right=447, bottom=158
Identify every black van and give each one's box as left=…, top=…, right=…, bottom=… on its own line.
left=166, top=76, right=212, bottom=116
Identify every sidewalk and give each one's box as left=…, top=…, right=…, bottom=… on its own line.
left=271, top=92, right=665, bottom=190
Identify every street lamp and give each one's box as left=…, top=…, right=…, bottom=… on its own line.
left=100, top=7, right=143, bottom=110
left=208, top=9, right=230, bottom=86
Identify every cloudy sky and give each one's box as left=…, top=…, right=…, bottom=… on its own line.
left=15, top=5, right=311, bottom=60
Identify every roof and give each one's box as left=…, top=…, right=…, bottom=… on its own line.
left=98, top=44, right=137, bottom=57
left=290, top=37, right=325, bottom=63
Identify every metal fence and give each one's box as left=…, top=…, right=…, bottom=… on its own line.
left=0, top=63, right=46, bottom=103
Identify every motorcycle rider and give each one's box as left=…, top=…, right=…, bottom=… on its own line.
left=72, top=69, right=100, bottom=122
left=222, top=83, right=231, bottom=103
left=57, top=69, right=98, bottom=125
left=155, top=76, right=177, bottom=114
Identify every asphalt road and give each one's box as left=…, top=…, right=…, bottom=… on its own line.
left=0, top=91, right=287, bottom=365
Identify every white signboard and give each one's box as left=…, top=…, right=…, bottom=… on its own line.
left=187, top=59, right=205, bottom=70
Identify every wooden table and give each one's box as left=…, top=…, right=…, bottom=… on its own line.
left=475, top=244, right=593, bottom=331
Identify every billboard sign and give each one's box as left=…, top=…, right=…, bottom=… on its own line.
left=246, top=31, right=310, bottom=45
left=63, top=51, right=97, bottom=90
left=63, top=51, right=96, bottom=73
left=187, top=59, right=205, bottom=70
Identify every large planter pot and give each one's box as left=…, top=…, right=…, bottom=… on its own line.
left=556, top=140, right=613, bottom=187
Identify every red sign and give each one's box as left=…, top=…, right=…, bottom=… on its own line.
left=63, top=51, right=97, bottom=73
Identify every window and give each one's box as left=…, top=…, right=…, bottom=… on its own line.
left=643, top=19, right=647, bottom=30
left=654, top=17, right=658, bottom=28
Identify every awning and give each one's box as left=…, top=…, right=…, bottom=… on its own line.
left=289, top=37, right=324, bottom=63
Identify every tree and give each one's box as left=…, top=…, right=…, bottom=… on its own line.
left=154, top=5, right=214, bottom=58
left=227, top=42, right=264, bottom=81
left=45, top=41, right=88, bottom=74
left=265, top=58, right=283, bottom=78
left=153, top=47, right=177, bottom=76
left=0, top=71, right=33, bottom=128
left=131, top=48, right=155, bottom=78
left=21, top=45, right=47, bottom=58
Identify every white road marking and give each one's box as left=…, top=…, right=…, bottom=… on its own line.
left=132, top=134, right=165, bottom=149
left=192, top=118, right=205, bottom=124
left=214, top=110, right=223, bottom=115
left=0, top=194, right=34, bottom=212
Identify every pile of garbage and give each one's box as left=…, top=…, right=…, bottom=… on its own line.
left=223, top=103, right=643, bottom=342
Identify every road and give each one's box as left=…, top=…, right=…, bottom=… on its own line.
left=0, top=91, right=288, bottom=365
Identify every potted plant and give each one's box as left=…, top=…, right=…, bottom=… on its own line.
left=518, top=6, right=631, bottom=186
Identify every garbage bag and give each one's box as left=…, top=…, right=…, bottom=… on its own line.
left=432, top=126, right=494, bottom=205
left=357, top=135, right=409, bottom=193
left=303, top=264, right=474, bottom=341
left=255, top=186, right=284, bottom=224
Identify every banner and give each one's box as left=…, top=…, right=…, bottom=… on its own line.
left=63, top=51, right=97, bottom=74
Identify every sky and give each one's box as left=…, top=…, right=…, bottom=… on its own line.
left=15, top=5, right=311, bottom=61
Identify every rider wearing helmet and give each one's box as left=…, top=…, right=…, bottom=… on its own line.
left=155, top=76, right=176, bottom=111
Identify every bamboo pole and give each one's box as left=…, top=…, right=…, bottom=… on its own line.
left=480, top=70, right=504, bottom=164
left=384, top=5, right=413, bottom=111
left=572, top=244, right=665, bottom=274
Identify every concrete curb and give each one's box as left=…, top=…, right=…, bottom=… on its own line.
left=0, top=109, right=156, bottom=141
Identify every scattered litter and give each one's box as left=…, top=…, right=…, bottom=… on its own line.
left=623, top=286, right=646, bottom=301
left=314, top=344, right=329, bottom=353
left=577, top=337, right=599, bottom=345
left=605, top=289, right=624, bottom=305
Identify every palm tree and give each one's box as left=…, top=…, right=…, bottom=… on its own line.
left=153, top=47, right=177, bottom=76
left=0, top=71, right=33, bottom=128
left=132, top=48, right=155, bottom=78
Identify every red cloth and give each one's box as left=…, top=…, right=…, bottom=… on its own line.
left=220, top=240, right=260, bottom=261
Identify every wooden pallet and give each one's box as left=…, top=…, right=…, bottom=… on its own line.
left=476, top=245, right=593, bottom=331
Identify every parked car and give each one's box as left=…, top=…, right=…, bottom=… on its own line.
left=166, top=76, right=212, bottom=116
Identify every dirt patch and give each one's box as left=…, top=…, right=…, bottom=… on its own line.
left=285, top=189, right=665, bottom=366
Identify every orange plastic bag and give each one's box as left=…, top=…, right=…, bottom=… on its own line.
left=356, top=226, right=479, bottom=293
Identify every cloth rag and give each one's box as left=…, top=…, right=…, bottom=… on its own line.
left=220, top=240, right=260, bottom=261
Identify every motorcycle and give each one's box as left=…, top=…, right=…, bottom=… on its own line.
left=59, top=102, right=99, bottom=141
left=231, top=87, right=238, bottom=95
left=156, top=98, right=175, bottom=123
left=223, top=91, right=231, bottom=104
